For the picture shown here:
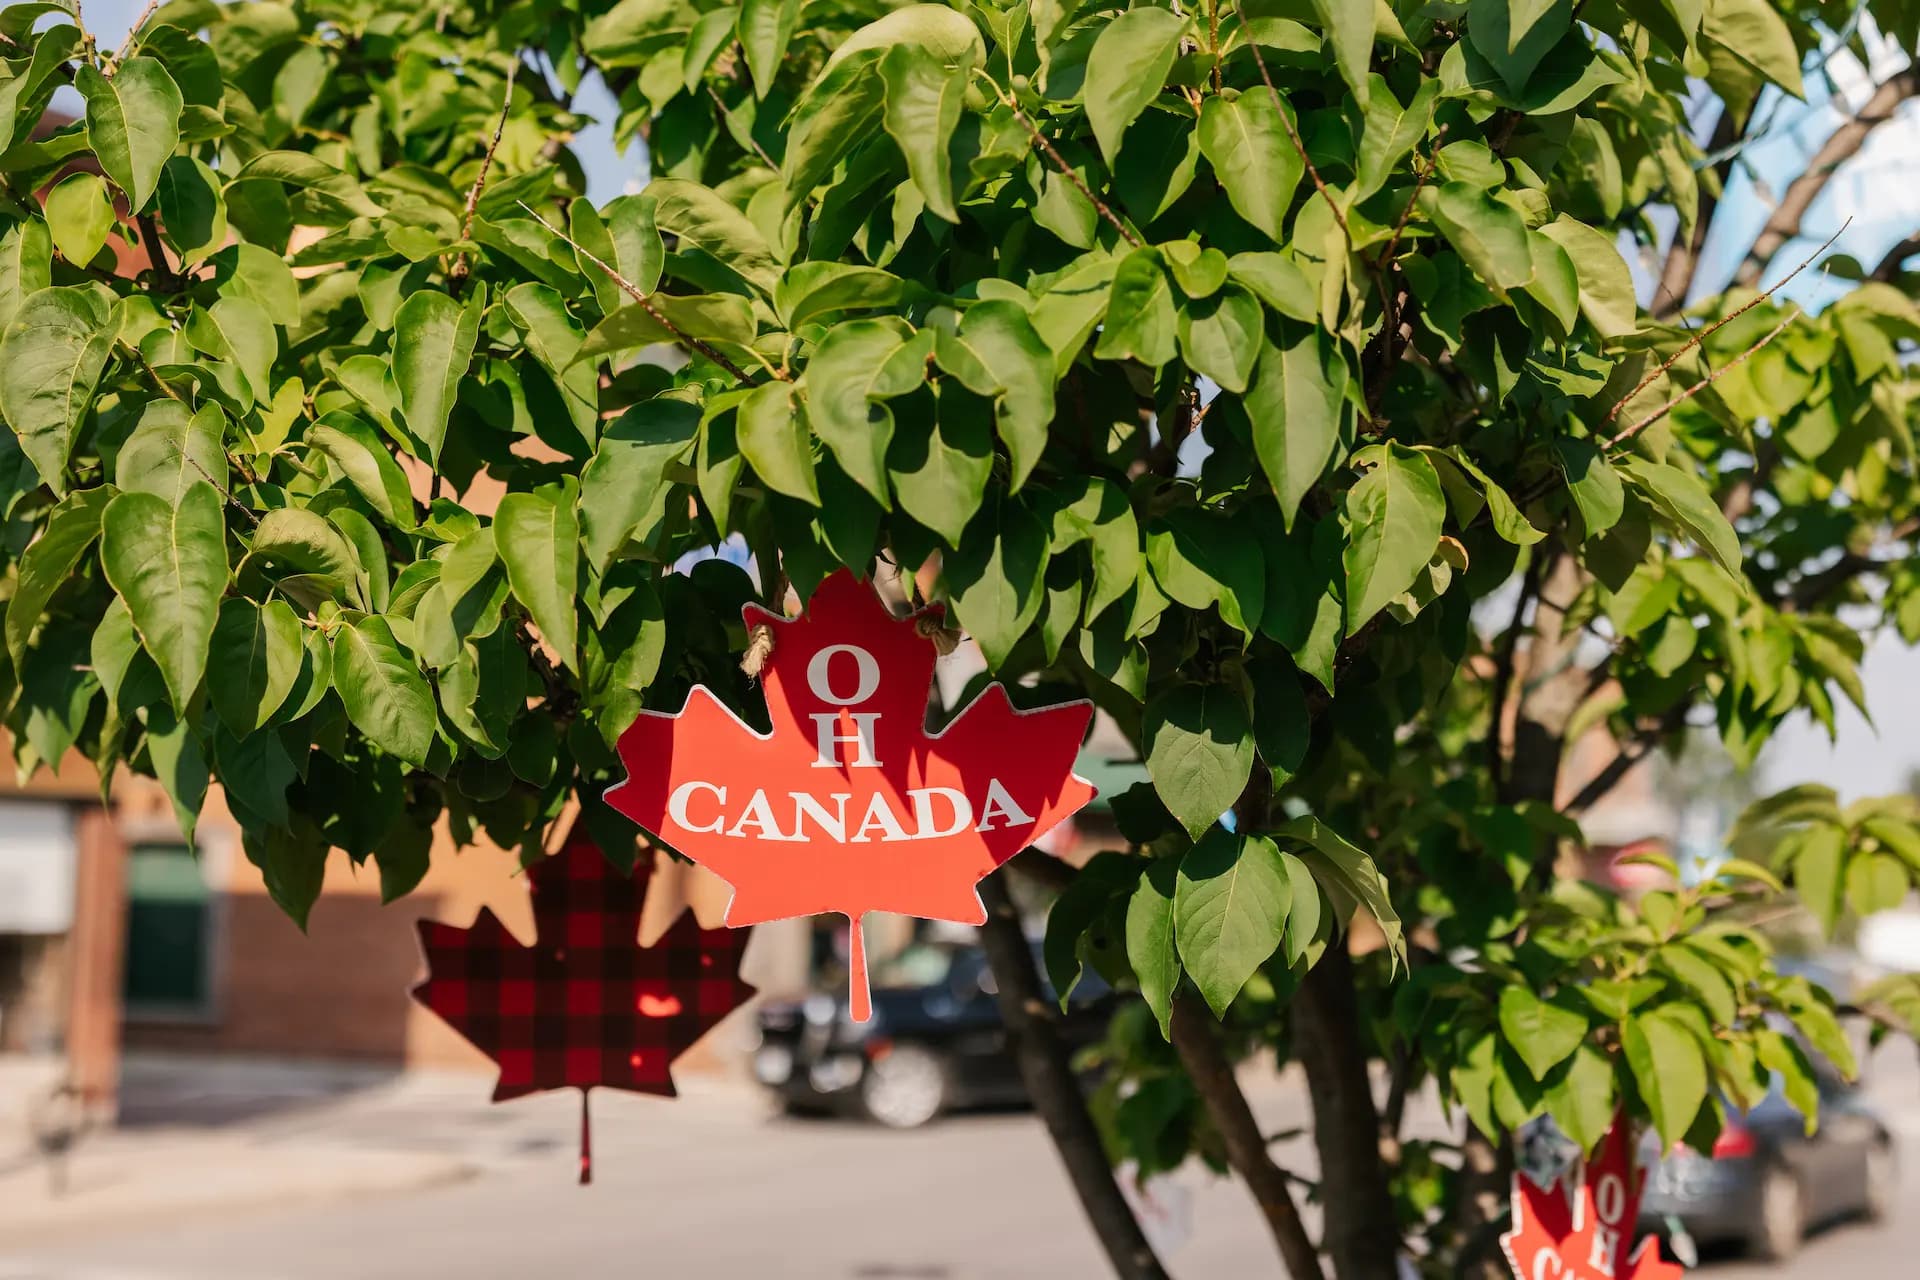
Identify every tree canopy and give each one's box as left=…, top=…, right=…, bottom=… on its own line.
left=6, top=0, right=1920, bottom=1276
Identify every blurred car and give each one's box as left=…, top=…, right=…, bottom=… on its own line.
left=753, top=940, right=1113, bottom=1128
left=1638, top=1073, right=1896, bottom=1261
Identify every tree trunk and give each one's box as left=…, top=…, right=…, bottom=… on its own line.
left=976, top=872, right=1170, bottom=1280
left=1293, top=946, right=1401, bottom=1280
left=1171, top=993, right=1325, bottom=1279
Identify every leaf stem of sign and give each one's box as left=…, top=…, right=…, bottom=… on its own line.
left=1603, top=219, right=1847, bottom=427
left=1605, top=306, right=1801, bottom=449
left=993, top=84, right=1142, bottom=250
left=513, top=200, right=773, bottom=384
left=451, top=56, right=519, bottom=293
left=1247, top=41, right=1346, bottom=240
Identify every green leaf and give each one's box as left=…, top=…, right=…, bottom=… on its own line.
left=6, top=485, right=113, bottom=671
left=100, top=485, right=228, bottom=713
left=1701, top=0, right=1804, bottom=98
left=1175, top=830, right=1291, bottom=1017
left=1229, top=252, right=1317, bottom=323
left=736, top=380, right=819, bottom=504
left=1197, top=88, right=1304, bottom=242
left=738, top=0, right=803, bottom=95
left=1657, top=943, right=1738, bottom=1025
left=578, top=397, right=700, bottom=569
left=1096, top=248, right=1178, bottom=367
left=1309, top=0, right=1376, bottom=104
left=246, top=824, right=327, bottom=930
left=1619, top=456, right=1742, bottom=577
left=76, top=58, right=182, bottom=211
left=145, top=705, right=207, bottom=841
left=1144, top=682, right=1254, bottom=841
left=226, top=150, right=382, bottom=222
left=804, top=317, right=914, bottom=505
left=0, top=222, right=52, bottom=332
left=1052, top=476, right=1141, bottom=623
left=1276, top=815, right=1405, bottom=961
left=941, top=301, right=1057, bottom=491
left=1791, top=823, right=1844, bottom=934
left=155, top=155, right=227, bottom=266
left=1624, top=1008, right=1708, bottom=1144
left=1498, top=986, right=1590, bottom=1080
left=214, top=722, right=297, bottom=829
left=208, top=597, right=303, bottom=736
left=116, top=400, right=223, bottom=502
left=1538, top=217, right=1637, bottom=338
left=646, top=178, right=781, bottom=296
left=307, top=413, right=415, bottom=529
left=774, top=262, right=906, bottom=332
left=1553, top=438, right=1623, bottom=536
left=944, top=496, right=1048, bottom=669
left=1043, top=852, right=1141, bottom=1007
left=1418, top=182, right=1534, bottom=296
left=1127, top=858, right=1179, bottom=1037
left=392, top=289, right=480, bottom=462
left=1248, top=327, right=1347, bottom=528
left=331, top=613, right=435, bottom=765
left=1465, top=0, right=1572, bottom=93
left=182, top=295, right=276, bottom=411
left=45, top=172, right=114, bottom=268
left=892, top=384, right=992, bottom=546
left=1084, top=6, right=1185, bottom=164
left=1342, top=444, right=1446, bottom=629
left=1147, top=507, right=1265, bottom=639
left=880, top=44, right=964, bottom=222
left=0, top=24, right=81, bottom=156
left=495, top=488, right=580, bottom=674
left=1177, top=285, right=1263, bottom=394
left=0, top=285, right=116, bottom=494
left=1544, top=1043, right=1616, bottom=1151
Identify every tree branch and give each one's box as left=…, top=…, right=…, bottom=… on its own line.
left=452, top=56, right=520, bottom=292
left=1605, top=306, right=1799, bottom=449
left=1871, top=232, right=1920, bottom=282
left=1171, top=993, right=1327, bottom=1280
left=976, top=873, right=1170, bottom=1280
left=1732, top=67, right=1919, bottom=289
left=998, top=90, right=1142, bottom=249
left=1248, top=41, right=1347, bottom=239
left=514, top=201, right=770, bottom=384
left=1606, top=221, right=1844, bottom=428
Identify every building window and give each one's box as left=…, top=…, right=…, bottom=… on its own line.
left=122, top=842, right=215, bottom=1020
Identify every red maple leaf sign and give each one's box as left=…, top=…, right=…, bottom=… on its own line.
left=412, top=834, right=754, bottom=1180
left=1501, top=1117, right=1684, bottom=1280
left=607, top=571, right=1095, bottom=1019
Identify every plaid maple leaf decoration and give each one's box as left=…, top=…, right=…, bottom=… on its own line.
left=412, top=833, right=755, bottom=1181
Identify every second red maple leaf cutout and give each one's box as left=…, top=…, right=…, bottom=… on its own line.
left=413, top=834, right=754, bottom=1181
left=608, top=571, right=1096, bottom=1019
left=1501, top=1116, right=1683, bottom=1280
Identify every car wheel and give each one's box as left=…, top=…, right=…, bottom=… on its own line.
left=1865, top=1141, right=1898, bottom=1222
left=1751, top=1165, right=1805, bottom=1262
left=861, top=1044, right=947, bottom=1129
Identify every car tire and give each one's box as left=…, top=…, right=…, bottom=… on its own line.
left=1751, top=1165, right=1805, bottom=1263
left=1865, top=1141, right=1898, bottom=1222
left=861, top=1044, right=948, bottom=1129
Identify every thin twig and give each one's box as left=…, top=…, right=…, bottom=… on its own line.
left=105, top=0, right=160, bottom=69
left=452, top=56, right=520, bottom=289
left=514, top=200, right=771, bottom=384
left=1247, top=41, right=1346, bottom=237
left=707, top=84, right=776, bottom=169
left=1603, top=220, right=1847, bottom=426
left=997, top=90, right=1142, bottom=249
left=1604, top=307, right=1800, bottom=449
left=1207, top=0, right=1222, bottom=94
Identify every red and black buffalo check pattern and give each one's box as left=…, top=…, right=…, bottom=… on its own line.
left=412, top=833, right=756, bottom=1104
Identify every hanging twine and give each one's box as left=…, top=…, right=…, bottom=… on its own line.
left=740, top=566, right=790, bottom=679
left=915, top=613, right=963, bottom=656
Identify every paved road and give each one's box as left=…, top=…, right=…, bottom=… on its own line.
left=0, top=1063, right=1915, bottom=1279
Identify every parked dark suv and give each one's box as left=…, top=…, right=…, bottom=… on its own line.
left=753, top=941, right=1113, bottom=1127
